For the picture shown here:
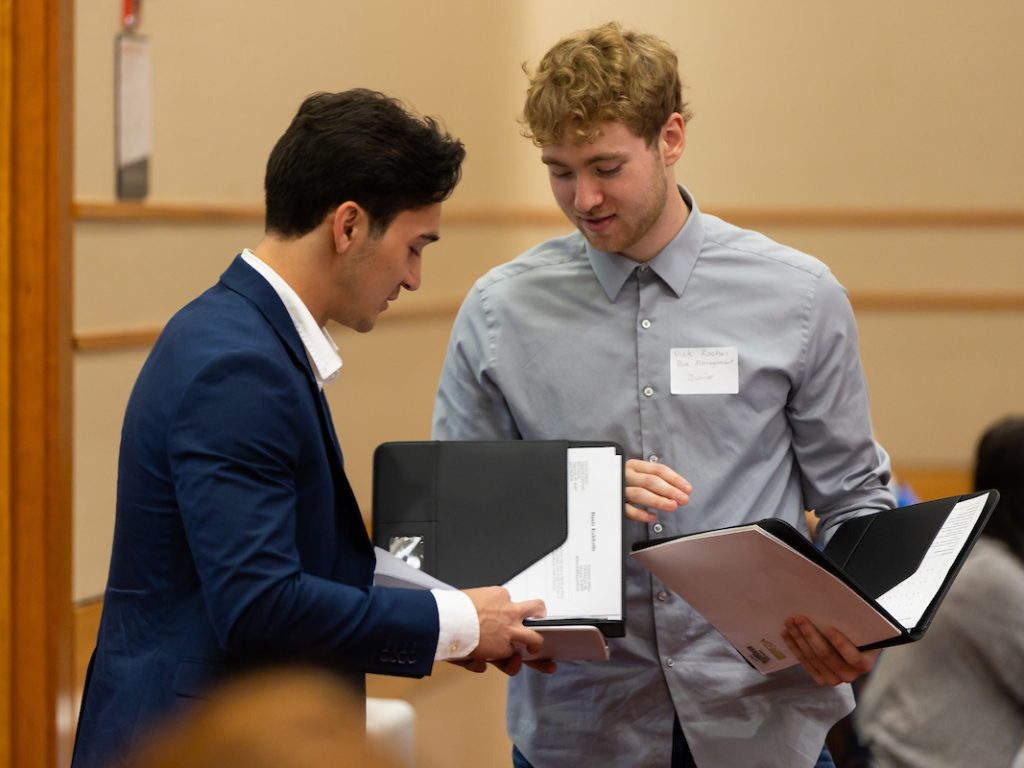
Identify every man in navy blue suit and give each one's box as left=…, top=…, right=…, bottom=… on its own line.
left=72, top=89, right=548, bottom=768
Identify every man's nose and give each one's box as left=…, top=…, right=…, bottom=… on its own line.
left=402, top=259, right=422, bottom=292
left=574, top=176, right=603, bottom=213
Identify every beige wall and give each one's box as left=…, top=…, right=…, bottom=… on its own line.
left=73, top=2, right=1023, bottom=765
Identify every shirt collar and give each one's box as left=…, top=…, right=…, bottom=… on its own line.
left=586, top=185, right=705, bottom=302
left=240, top=249, right=343, bottom=388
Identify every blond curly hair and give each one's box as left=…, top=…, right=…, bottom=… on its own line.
left=522, top=22, right=693, bottom=147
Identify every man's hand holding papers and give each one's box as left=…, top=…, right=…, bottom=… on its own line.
left=782, top=615, right=880, bottom=685
left=456, top=587, right=555, bottom=676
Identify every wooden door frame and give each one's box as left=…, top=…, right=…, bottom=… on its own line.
left=1, top=0, right=74, bottom=766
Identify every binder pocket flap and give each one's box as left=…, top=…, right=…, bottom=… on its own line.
left=828, top=498, right=954, bottom=598
left=436, top=440, right=569, bottom=587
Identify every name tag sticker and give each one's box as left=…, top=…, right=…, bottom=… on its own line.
left=670, top=347, right=739, bottom=395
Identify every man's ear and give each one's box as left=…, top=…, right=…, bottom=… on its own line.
left=332, top=202, right=363, bottom=254
left=660, top=113, right=686, bottom=166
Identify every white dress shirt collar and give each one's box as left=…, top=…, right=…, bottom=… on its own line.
left=240, top=249, right=342, bottom=388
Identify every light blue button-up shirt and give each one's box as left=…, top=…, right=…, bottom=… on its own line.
left=433, top=187, right=894, bottom=767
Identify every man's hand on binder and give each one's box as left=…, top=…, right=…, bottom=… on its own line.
left=781, top=614, right=881, bottom=686
left=624, top=459, right=693, bottom=523
left=453, top=587, right=555, bottom=676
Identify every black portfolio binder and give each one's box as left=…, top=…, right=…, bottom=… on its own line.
left=630, top=490, right=999, bottom=672
left=820, top=489, right=999, bottom=646
left=372, top=440, right=626, bottom=639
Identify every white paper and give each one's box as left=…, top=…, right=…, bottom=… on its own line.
left=670, top=347, right=739, bottom=395
left=503, top=446, right=622, bottom=621
left=877, top=492, right=989, bottom=628
left=373, top=546, right=454, bottom=591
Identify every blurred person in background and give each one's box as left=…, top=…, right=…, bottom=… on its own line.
left=855, top=416, right=1024, bottom=768
left=123, top=667, right=400, bottom=768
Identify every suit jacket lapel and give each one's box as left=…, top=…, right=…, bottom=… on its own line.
left=219, top=255, right=347, bottom=468
left=219, top=255, right=309, bottom=371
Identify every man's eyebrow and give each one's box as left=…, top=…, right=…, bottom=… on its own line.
left=418, top=233, right=440, bottom=244
left=541, top=153, right=628, bottom=166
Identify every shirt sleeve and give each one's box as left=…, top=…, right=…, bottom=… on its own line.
left=430, top=588, right=480, bottom=660
left=786, top=268, right=895, bottom=538
left=433, top=285, right=520, bottom=440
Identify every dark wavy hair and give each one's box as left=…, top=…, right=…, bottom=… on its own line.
left=264, top=89, right=465, bottom=238
left=974, top=416, right=1024, bottom=564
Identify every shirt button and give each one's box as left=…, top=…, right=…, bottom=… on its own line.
left=657, top=591, right=669, bottom=602
left=665, top=657, right=675, bottom=668
left=649, top=454, right=659, bottom=463
left=640, top=318, right=652, bottom=329
left=652, top=522, right=664, bottom=534
left=643, top=386, right=654, bottom=397
left=448, top=641, right=460, bottom=655
left=639, top=265, right=649, bottom=272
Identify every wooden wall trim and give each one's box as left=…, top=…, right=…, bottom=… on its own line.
left=75, top=200, right=265, bottom=224
left=852, top=292, right=1024, bottom=313
left=73, top=298, right=462, bottom=351
left=2, top=1, right=75, bottom=766
left=73, top=290, right=1024, bottom=353
left=74, top=327, right=162, bottom=352
left=0, top=0, right=14, bottom=760
left=720, top=206, right=1024, bottom=229
left=73, top=200, right=1024, bottom=229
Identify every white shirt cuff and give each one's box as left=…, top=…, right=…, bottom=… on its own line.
left=431, top=588, right=480, bottom=661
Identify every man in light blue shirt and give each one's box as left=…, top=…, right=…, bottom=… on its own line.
left=433, top=23, right=894, bottom=768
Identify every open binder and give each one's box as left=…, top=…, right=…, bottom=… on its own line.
left=372, top=440, right=626, bottom=659
left=630, top=490, right=999, bottom=673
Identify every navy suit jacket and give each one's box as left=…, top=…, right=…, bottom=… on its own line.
left=72, top=256, right=440, bottom=768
